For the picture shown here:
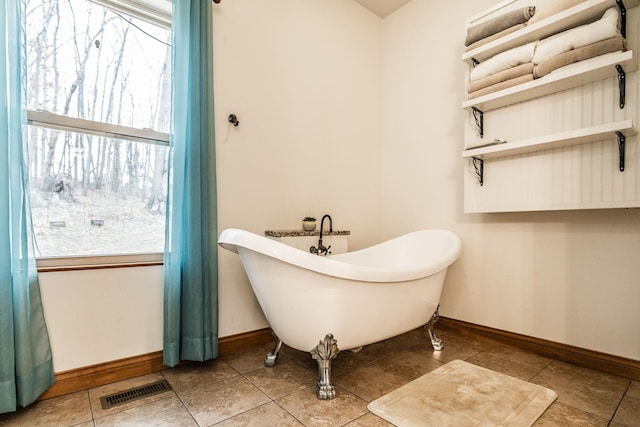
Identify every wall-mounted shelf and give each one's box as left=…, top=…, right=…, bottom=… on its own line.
left=463, top=50, right=636, bottom=112
left=463, top=0, right=639, bottom=65
left=462, top=0, right=639, bottom=211
left=463, top=120, right=637, bottom=159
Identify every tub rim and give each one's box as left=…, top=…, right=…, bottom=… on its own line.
left=218, top=228, right=461, bottom=283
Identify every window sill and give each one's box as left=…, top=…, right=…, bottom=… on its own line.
left=36, top=253, right=164, bottom=272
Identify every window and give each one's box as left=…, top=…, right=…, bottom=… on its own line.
left=25, top=0, right=171, bottom=261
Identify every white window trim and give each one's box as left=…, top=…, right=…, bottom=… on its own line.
left=90, top=0, right=171, bottom=28
left=27, top=110, right=170, bottom=147
left=27, top=112, right=170, bottom=266
left=36, top=253, right=164, bottom=272
left=27, top=1, right=172, bottom=267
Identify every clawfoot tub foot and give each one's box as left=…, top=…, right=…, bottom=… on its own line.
left=425, top=305, right=444, bottom=351
left=310, top=334, right=339, bottom=400
left=264, top=332, right=283, bottom=367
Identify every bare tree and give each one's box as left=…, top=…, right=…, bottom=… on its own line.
left=147, top=37, right=171, bottom=215
left=25, top=0, right=172, bottom=254
left=26, top=0, right=61, bottom=182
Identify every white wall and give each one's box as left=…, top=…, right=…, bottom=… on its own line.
left=214, top=0, right=382, bottom=336
left=40, top=0, right=383, bottom=372
left=39, top=266, right=164, bottom=372
left=380, top=0, right=640, bottom=361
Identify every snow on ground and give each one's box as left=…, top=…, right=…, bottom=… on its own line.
left=31, top=188, right=165, bottom=257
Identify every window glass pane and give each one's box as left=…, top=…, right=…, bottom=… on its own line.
left=28, top=126, right=168, bottom=257
left=26, top=0, right=172, bottom=133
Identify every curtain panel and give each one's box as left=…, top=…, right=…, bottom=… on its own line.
left=163, top=0, right=218, bottom=367
left=0, top=0, right=56, bottom=414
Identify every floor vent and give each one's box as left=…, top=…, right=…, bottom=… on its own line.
left=99, top=379, right=172, bottom=410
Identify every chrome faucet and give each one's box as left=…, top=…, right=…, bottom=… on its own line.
left=310, top=214, right=333, bottom=256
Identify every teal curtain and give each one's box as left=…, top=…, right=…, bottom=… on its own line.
left=0, top=0, right=56, bottom=414
left=163, top=0, right=218, bottom=367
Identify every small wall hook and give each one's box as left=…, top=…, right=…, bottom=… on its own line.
left=228, top=114, right=239, bottom=127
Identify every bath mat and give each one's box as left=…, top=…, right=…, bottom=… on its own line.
left=368, top=359, right=556, bottom=427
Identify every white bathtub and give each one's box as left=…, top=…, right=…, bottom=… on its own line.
left=219, top=228, right=461, bottom=399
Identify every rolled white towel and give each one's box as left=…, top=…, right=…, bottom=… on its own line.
left=533, top=7, right=620, bottom=64
left=528, top=0, right=586, bottom=25
left=470, top=42, right=536, bottom=82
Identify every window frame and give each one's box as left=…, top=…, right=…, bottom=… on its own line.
left=90, top=0, right=171, bottom=27
left=27, top=111, right=170, bottom=148
left=27, top=112, right=170, bottom=270
left=36, top=253, right=164, bottom=272
left=26, top=0, right=173, bottom=270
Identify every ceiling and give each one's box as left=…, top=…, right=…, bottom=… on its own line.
left=352, top=0, right=413, bottom=18
left=130, top=0, right=412, bottom=21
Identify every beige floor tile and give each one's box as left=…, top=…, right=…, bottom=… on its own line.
left=94, top=395, right=196, bottom=426
left=533, top=401, right=609, bottom=426
left=213, top=402, right=303, bottom=426
left=348, top=340, right=397, bottom=364
left=328, top=349, right=365, bottom=377
left=320, top=324, right=447, bottom=355
left=179, top=375, right=270, bottom=426
left=612, top=395, right=640, bottom=426
left=627, top=381, right=640, bottom=398
left=379, top=327, right=431, bottom=351
left=221, top=343, right=275, bottom=374
left=279, top=345, right=316, bottom=372
left=373, top=348, right=443, bottom=380
left=343, top=412, right=394, bottom=426
left=334, top=364, right=410, bottom=402
left=411, top=328, right=493, bottom=363
left=276, top=385, right=368, bottom=426
left=161, top=359, right=239, bottom=394
left=0, top=391, right=92, bottom=427
left=2, top=327, right=636, bottom=427
left=243, top=358, right=318, bottom=399
left=387, top=325, right=430, bottom=349
left=531, top=361, right=629, bottom=420
left=466, top=351, right=544, bottom=382
left=282, top=343, right=371, bottom=377
left=88, top=372, right=173, bottom=419
left=478, top=343, right=552, bottom=372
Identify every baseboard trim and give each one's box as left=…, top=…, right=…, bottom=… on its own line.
left=42, top=320, right=640, bottom=401
left=439, top=317, right=640, bottom=381
left=40, top=328, right=273, bottom=400
left=217, top=327, right=274, bottom=354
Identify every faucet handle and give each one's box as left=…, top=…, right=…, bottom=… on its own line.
left=310, top=246, right=318, bottom=254
left=326, top=245, right=332, bottom=255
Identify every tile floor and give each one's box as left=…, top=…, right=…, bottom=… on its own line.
left=1, top=323, right=639, bottom=426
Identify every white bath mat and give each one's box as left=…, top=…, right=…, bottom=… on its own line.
left=368, top=359, right=556, bottom=427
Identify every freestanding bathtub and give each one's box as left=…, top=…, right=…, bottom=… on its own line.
left=218, top=228, right=461, bottom=399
